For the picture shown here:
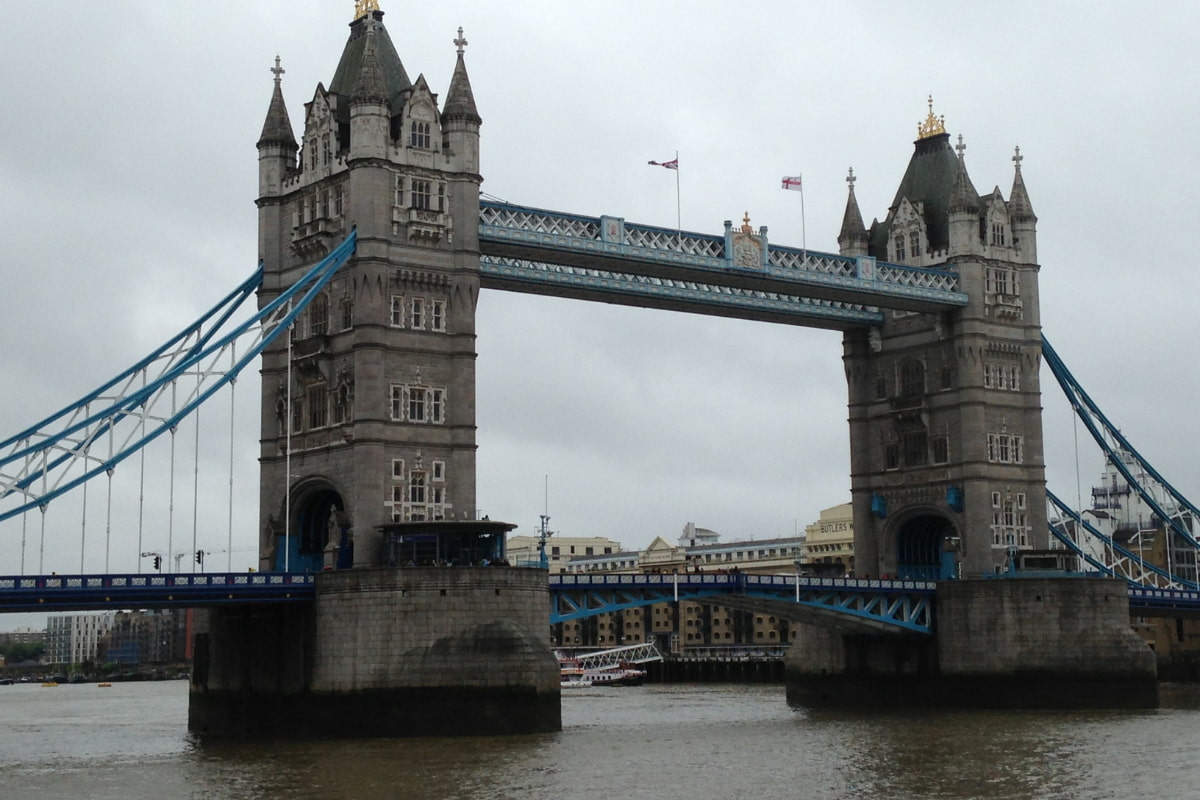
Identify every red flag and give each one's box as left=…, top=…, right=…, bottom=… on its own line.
left=648, top=158, right=679, bottom=170
left=781, top=175, right=802, bottom=191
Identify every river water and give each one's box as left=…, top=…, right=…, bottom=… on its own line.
left=3, top=680, right=1199, bottom=799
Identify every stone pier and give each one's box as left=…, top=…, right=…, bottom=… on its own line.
left=189, top=567, right=561, bottom=737
left=785, top=578, right=1158, bottom=709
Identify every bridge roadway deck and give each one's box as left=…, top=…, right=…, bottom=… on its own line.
left=2, top=571, right=1196, bottom=624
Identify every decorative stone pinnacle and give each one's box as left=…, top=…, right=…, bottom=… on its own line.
left=918, top=95, right=946, bottom=139
left=1013, top=145, right=1023, bottom=171
left=354, top=0, right=380, bottom=20
left=271, top=55, right=285, bottom=86
left=846, top=167, right=856, bottom=192
left=955, top=134, right=966, bottom=160
left=455, top=26, right=468, bottom=55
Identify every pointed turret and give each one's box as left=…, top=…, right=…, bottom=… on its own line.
left=1008, top=146, right=1038, bottom=263
left=349, top=23, right=391, bottom=160
left=443, top=27, right=481, bottom=177
left=258, top=56, right=298, bottom=197
left=838, top=168, right=869, bottom=257
left=947, top=134, right=981, bottom=256
left=444, top=28, right=481, bottom=125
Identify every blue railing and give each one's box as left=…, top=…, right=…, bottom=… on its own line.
left=0, top=572, right=316, bottom=612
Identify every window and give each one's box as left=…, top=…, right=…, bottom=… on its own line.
left=320, top=190, right=330, bottom=219
left=432, top=461, right=445, bottom=481
left=291, top=396, right=304, bottom=434
left=392, top=459, right=405, bottom=479
left=390, top=385, right=404, bottom=420
left=900, top=359, right=924, bottom=401
left=429, top=389, right=444, bottom=423
left=986, top=433, right=1024, bottom=464
left=991, top=493, right=1030, bottom=547
left=322, top=134, right=331, bottom=166
left=939, top=364, right=953, bottom=390
left=307, top=386, right=327, bottom=429
left=340, top=298, right=354, bottom=331
left=894, top=235, right=906, bottom=261
left=875, top=374, right=887, bottom=400
left=931, top=435, right=950, bottom=464
left=884, top=442, right=900, bottom=470
left=903, top=431, right=928, bottom=467
left=408, top=387, right=426, bottom=422
left=431, top=300, right=446, bottom=332
left=991, top=223, right=1006, bottom=247
left=986, top=267, right=1019, bottom=297
left=984, top=363, right=1021, bottom=392
left=309, top=295, right=329, bottom=336
left=908, top=231, right=920, bottom=260
left=334, top=186, right=344, bottom=217
left=409, top=471, right=427, bottom=506
left=410, top=297, right=425, bottom=330
left=410, top=120, right=431, bottom=149
left=395, top=175, right=405, bottom=207
left=390, top=295, right=404, bottom=327
left=412, top=179, right=432, bottom=210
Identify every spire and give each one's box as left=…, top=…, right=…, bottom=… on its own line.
left=258, top=55, right=297, bottom=148
left=838, top=167, right=868, bottom=256
left=443, top=27, right=481, bottom=124
left=352, top=24, right=389, bottom=106
left=948, top=134, right=979, bottom=213
left=1008, top=146, right=1037, bottom=222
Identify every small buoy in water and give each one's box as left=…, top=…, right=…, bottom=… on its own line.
left=97, top=683, right=113, bottom=688
left=41, top=682, right=58, bottom=687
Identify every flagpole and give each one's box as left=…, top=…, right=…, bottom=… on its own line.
left=800, top=174, right=807, bottom=265
left=674, top=150, right=681, bottom=249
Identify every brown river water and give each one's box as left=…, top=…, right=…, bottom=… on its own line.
left=2, top=680, right=1199, bottom=799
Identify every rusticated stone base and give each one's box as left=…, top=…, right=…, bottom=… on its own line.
left=189, top=567, right=562, bottom=738
left=786, top=578, right=1158, bottom=710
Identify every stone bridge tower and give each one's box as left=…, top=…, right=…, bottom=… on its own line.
left=255, top=5, right=482, bottom=570
left=840, top=102, right=1047, bottom=579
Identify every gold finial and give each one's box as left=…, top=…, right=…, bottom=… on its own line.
left=741, top=212, right=753, bottom=235
left=354, top=0, right=381, bottom=20
left=917, top=95, right=946, bottom=139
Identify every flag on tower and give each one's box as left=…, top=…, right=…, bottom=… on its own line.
left=781, top=175, right=802, bottom=191
left=648, top=158, right=679, bottom=170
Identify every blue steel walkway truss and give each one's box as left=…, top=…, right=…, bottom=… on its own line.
left=0, top=572, right=315, bottom=612
left=478, top=201, right=968, bottom=330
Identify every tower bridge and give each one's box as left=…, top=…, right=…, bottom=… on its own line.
left=0, top=2, right=1181, bottom=733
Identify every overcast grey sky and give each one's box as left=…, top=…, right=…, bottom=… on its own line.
left=2, top=1, right=1199, bottom=610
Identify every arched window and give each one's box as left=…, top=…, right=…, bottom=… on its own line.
left=909, top=231, right=920, bottom=260
left=309, top=294, right=329, bottom=336
left=894, top=235, right=906, bottom=261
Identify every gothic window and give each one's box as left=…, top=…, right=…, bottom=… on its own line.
left=319, top=190, right=330, bottom=219
left=903, top=431, right=928, bottom=467
left=894, top=235, right=906, bottom=262
left=392, top=458, right=405, bottom=479
left=884, top=441, right=900, bottom=470
left=334, top=186, right=344, bottom=217
left=983, top=363, right=1020, bottom=391
left=991, top=493, right=1029, bottom=546
left=431, top=299, right=446, bottom=332
left=438, top=183, right=445, bottom=212
left=985, top=267, right=1018, bottom=297
left=291, top=395, right=304, bottom=434
left=395, top=175, right=404, bottom=207
left=986, top=433, right=1024, bottom=464
left=899, top=359, right=925, bottom=402
left=410, top=297, right=425, bottom=330
left=991, top=223, right=1007, bottom=247
left=340, top=298, right=354, bottom=331
left=411, top=179, right=432, bottom=210
left=408, top=387, right=426, bottom=422
left=939, top=363, right=953, bottom=390
left=322, top=134, right=331, bottom=166
left=410, top=120, right=432, bottom=149
left=908, top=231, right=920, bottom=260
left=409, top=471, right=427, bottom=504
left=308, top=294, right=329, bottom=336
left=429, top=388, right=444, bottom=423
left=307, top=384, right=328, bottom=429
left=390, top=295, right=404, bottom=327
left=432, top=461, right=445, bottom=481
left=390, top=385, right=404, bottom=420
left=875, top=373, right=888, bottom=400
left=931, top=435, right=950, bottom=464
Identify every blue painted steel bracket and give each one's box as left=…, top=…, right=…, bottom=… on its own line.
left=549, top=573, right=935, bottom=634
left=0, top=572, right=316, bottom=612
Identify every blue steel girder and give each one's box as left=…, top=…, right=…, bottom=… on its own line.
left=479, top=255, right=883, bottom=330
left=478, top=201, right=968, bottom=319
left=549, top=574, right=934, bottom=634
left=0, top=572, right=316, bottom=613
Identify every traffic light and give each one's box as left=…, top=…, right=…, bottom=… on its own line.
left=195, top=550, right=204, bottom=565
left=153, top=555, right=161, bottom=571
